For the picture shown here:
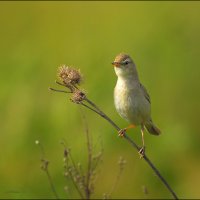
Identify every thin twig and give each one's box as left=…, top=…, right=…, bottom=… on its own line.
left=83, top=98, right=178, bottom=199
left=62, top=142, right=85, bottom=188
left=143, top=156, right=178, bottom=199
left=80, top=109, right=93, bottom=199
left=36, top=141, right=59, bottom=199
left=49, top=87, right=72, bottom=94
left=65, top=164, right=85, bottom=199
left=83, top=99, right=121, bottom=132
left=45, top=168, right=60, bottom=199
left=61, top=142, right=85, bottom=199
left=83, top=98, right=140, bottom=150
left=80, top=102, right=100, bottom=115
left=91, top=152, right=102, bottom=174
left=55, top=80, right=66, bottom=87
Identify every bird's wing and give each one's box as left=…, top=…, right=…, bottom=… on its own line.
left=140, top=83, right=151, bottom=103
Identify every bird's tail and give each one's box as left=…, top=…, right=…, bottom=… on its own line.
left=145, top=120, right=161, bottom=135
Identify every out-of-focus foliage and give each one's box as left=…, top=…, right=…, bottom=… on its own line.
left=0, top=1, right=200, bottom=199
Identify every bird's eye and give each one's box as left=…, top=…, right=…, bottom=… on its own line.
left=124, top=61, right=129, bottom=65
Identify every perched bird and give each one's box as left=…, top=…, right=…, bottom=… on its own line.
left=112, top=53, right=161, bottom=156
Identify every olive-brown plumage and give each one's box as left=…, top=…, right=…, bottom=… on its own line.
left=112, top=53, right=161, bottom=155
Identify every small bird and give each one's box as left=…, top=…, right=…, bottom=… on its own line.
left=112, top=53, right=161, bottom=156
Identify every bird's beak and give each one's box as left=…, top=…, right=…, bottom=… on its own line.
left=112, top=62, right=120, bottom=67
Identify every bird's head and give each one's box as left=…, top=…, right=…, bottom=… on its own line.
left=112, top=53, right=137, bottom=78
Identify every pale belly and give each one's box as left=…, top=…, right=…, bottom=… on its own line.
left=114, top=85, right=151, bottom=125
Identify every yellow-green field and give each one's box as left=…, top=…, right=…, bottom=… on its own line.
left=1, top=1, right=200, bottom=199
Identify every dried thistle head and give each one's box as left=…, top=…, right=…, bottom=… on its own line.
left=58, top=65, right=82, bottom=86
left=58, top=65, right=69, bottom=80
left=71, top=90, right=86, bottom=104
left=68, top=68, right=82, bottom=85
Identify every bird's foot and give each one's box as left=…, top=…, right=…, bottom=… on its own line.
left=118, top=124, right=136, bottom=137
left=138, top=146, right=145, bottom=158
left=118, top=128, right=126, bottom=137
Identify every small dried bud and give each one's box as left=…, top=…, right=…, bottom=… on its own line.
left=58, top=65, right=69, bottom=80
left=58, top=65, right=82, bottom=85
left=68, top=68, right=82, bottom=85
left=71, top=90, right=86, bottom=104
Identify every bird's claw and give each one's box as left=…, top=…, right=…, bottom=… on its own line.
left=118, top=129, right=126, bottom=137
left=138, top=146, right=145, bottom=158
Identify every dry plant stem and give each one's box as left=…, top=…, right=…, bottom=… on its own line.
left=81, top=110, right=92, bottom=199
left=65, top=172, right=83, bottom=199
left=91, top=152, right=102, bottom=173
left=84, top=99, right=123, bottom=133
left=55, top=80, right=66, bottom=87
left=52, top=81, right=178, bottom=199
left=61, top=142, right=85, bottom=199
left=69, top=153, right=88, bottom=195
left=83, top=98, right=178, bottom=200
left=49, top=87, right=72, bottom=94
left=45, top=168, right=60, bottom=200
left=68, top=149, right=86, bottom=191
left=37, top=143, right=59, bottom=199
left=66, top=163, right=85, bottom=199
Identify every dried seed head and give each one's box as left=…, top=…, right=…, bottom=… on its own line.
left=58, top=65, right=82, bottom=85
left=58, top=65, right=69, bottom=80
left=68, top=68, right=82, bottom=84
left=71, top=90, right=86, bottom=104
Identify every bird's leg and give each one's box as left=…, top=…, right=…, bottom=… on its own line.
left=118, top=124, right=136, bottom=137
left=139, top=125, right=145, bottom=158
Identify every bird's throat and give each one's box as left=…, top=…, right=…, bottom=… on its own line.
left=116, top=75, right=140, bottom=91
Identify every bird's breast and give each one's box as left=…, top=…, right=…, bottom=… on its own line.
left=114, top=78, right=150, bottom=125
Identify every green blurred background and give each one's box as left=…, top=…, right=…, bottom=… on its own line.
left=1, top=1, right=200, bottom=199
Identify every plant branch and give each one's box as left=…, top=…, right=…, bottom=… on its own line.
left=106, top=157, right=126, bottom=199
left=66, top=163, right=85, bottom=199
left=81, top=110, right=92, bottom=199
left=36, top=141, right=59, bottom=199
left=61, top=142, right=85, bottom=199
left=45, top=167, right=60, bottom=200
left=49, top=87, right=72, bottom=94
left=84, top=98, right=122, bottom=132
